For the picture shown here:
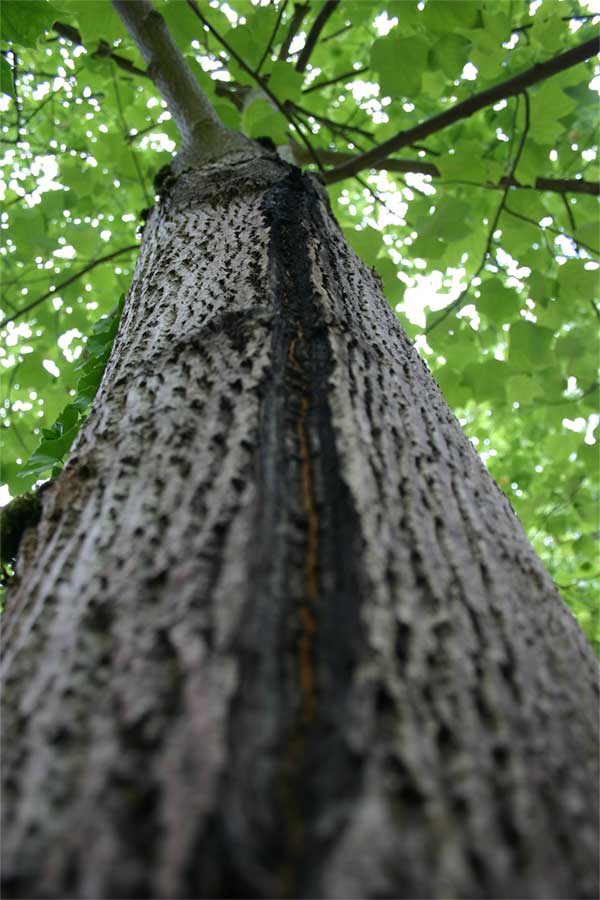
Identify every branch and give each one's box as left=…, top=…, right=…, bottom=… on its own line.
left=0, top=245, right=139, bottom=329
left=186, top=0, right=323, bottom=171
left=291, top=102, right=374, bottom=139
left=502, top=206, right=599, bottom=257
left=321, top=23, right=352, bottom=43
left=353, top=174, right=402, bottom=220
left=323, top=35, right=600, bottom=185
left=296, top=1, right=339, bottom=73
left=111, top=65, right=152, bottom=205
left=10, top=51, right=24, bottom=146
left=256, top=0, right=288, bottom=76
left=302, top=65, right=369, bottom=94
left=113, top=0, right=243, bottom=160
left=278, top=2, right=309, bottom=61
left=425, top=93, right=531, bottom=336
left=53, top=21, right=149, bottom=79
left=513, top=13, right=598, bottom=34
left=499, top=176, right=599, bottom=196
left=291, top=143, right=600, bottom=197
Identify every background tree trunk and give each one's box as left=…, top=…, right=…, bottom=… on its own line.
left=2, top=153, right=598, bottom=900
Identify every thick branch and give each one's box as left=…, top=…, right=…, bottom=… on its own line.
left=291, top=144, right=600, bottom=196
left=295, top=1, right=339, bottom=72
left=0, top=245, right=139, bottom=329
left=112, top=0, right=245, bottom=161
left=53, top=21, right=149, bottom=78
left=323, top=36, right=600, bottom=185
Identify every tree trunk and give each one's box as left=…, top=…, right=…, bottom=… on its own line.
left=2, top=154, right=598, bottom=900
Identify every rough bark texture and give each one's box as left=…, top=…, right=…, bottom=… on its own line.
left=2, top=153, right=598, bottom=900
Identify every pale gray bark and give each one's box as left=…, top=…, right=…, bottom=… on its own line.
left=2, top=153, right=598, bottom=900
left=112, top=1, right=250, bottom=168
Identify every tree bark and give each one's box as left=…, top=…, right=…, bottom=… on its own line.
left=2, top=152, right=598, bottom=900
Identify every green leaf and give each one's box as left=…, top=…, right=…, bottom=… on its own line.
left=267, top=61, right=304, bottom=104
left=421, top=0, right=479, bottom=33
left=429, top=34, right=471, bottom=81
left=476, top=278, right=521, bottom=325
left=371, top=34, right=428, bottom=98
left=509, top=321, right=554, bottom=369
left=19, top=301, right=123, bottom=479
left=557, top=261, right=599, bottom=301
left=463, top=359, right=507, bottom=402
left=506, top=374, right=544, bottom=406
left=344, top=226, right=382, bottom=266
left=242, top=97, right=288, bottom=142
left=19, top=423, right=79, bottom=478
left=437, top=140, right=489, bottom=184
left=527, top=272, right=556, bottom=308
left=530, top=82, right=577, bottom=145
left=58, top=0, right=126, bottom=44
left=1, top=0, right=58, bottom=47
left=0, top=56, right=15, bottom=99
left=375, top=258, right=405, bottom=303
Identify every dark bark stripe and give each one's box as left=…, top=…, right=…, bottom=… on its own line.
left=209, top=169, right=368, bottom=897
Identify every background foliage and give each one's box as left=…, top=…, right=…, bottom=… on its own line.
left=1, top=0, right=598, bottom=647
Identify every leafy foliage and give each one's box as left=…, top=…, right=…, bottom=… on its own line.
left=0, top=0, right=598, bottom=648
left=19, top=296, right=123, bottom=478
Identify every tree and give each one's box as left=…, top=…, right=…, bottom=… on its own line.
left=1, top=2, right=598, bottom=898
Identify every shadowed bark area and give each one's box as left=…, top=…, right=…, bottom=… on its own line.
left=1, top=153, right=598, bottom=900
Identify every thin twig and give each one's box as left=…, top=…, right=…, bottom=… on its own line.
left=353, top=174, right=402, bottom=220
left=323, top=35, right=600, bottom=185
left=531, top=478, right=585, bottom=542
left=21, top=67, right=81, bottom=128
left=126, top=120, right=159, bottom=144
left=10, top=51, right=24, bottom=146
left=0, top=245, right=139, bottom=328
left=186, top=0, right=323, bottom=171
left=321, top=23, right=352, bottom=43
left=111, top=65, right=152, bottom=206
left=296, top=1, right=339, bottom=72
left=53, top=21, right=149, bottom=78
left=513, top=13, right=598, bottom=34
left=290, top=102, right=374, bottom=138
left=256, top=0, right=288, bottom=75
left=278, top=2, right=309, bottom=61
left=560, top=192, right=577, bottom=232
left=302, top=65, right=368, bottom=94
left=289, top=108, right=369, bottom=151
left=426, top=93, right=531, bottom=336
left=502, top=206, right=599, bottom=257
